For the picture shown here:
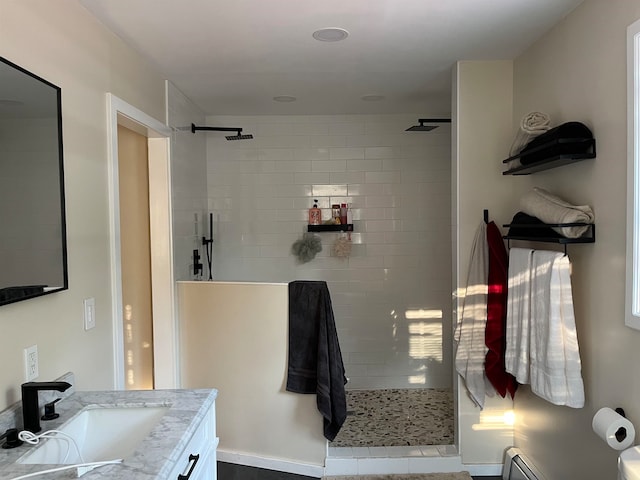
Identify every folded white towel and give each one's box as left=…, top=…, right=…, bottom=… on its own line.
left=455, top=222, right=495, bottom=409
left=509, top=112, right=551, bottom=156
left=529, top=251, right=585, bottom=408
left=520, top=187, right=594, bottom=238
left=505, top=248, right=534, bottom=384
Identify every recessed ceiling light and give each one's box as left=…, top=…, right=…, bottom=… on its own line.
left=273, top=95, right=297, bottom=103
left=312, top=27, right=349, bottom=42
left=361, top=95, right=385, bottom=102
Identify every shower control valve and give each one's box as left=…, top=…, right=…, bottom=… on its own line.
left=193, top=249, right=203, bottom=276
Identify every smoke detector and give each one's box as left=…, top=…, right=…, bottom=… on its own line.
left=312, top=27, right=349, bottom=42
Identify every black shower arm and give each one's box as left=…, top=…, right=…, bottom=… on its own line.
left=191, top=123, right=243, bottom=135
left=417, top=118, right=452, bottom=125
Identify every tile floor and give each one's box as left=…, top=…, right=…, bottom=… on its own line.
left=217, top=462, right=315, bottom=479
left=330, top=389, right=454, bottom=447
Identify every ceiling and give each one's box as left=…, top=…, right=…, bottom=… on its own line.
left=80, top=0, right=584, bottom=116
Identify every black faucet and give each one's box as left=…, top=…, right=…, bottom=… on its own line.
left=21, top=381, right=71, bottom=433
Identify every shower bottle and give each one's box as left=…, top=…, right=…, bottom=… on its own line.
left=309, top=199, right=321, bottom=225
left=340, top=204, right=348, bottom=225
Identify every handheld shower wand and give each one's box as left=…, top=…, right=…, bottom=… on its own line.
left=202, top=213, right=214, bottom=280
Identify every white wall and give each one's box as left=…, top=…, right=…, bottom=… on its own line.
left=178, top=281, right=326, bottom=472
left=453, top=61, right=516, bottom=466
left=204, top=114, right=452, bottom=390
left=510, top=1, right=640, bottom=479
left=0, top=0, right=166, bottom=410
left=167, top=82, right=207, bottom=282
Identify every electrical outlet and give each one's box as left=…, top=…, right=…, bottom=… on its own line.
left=24, top=345, right=39, bottom=382
left=84, top=297, right=96, bottom=330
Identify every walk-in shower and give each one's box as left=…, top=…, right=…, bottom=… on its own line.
left=179, top=113, right=455, bottom=463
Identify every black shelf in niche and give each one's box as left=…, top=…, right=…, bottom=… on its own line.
left=307, top=224, right=353, bottom=232
left=502, top=137, right=596, bottom=175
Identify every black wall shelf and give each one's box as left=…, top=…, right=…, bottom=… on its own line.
left=502, top=137, right=596, bottom=175
left=502, top=222, right=595, bottom=253
left=307, top=224, right=353, bottom=232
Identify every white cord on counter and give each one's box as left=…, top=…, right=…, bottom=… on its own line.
left=18, top=429, right=84, bottom=464
left=9, top=430, right=122, bottom=479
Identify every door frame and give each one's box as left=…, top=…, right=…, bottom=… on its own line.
left=106, top=93, right=177, bottom=390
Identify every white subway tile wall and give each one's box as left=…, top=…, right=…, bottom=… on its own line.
left=207, top=114, right=452, bottom=389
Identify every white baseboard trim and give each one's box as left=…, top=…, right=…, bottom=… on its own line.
left=465, top=463, right=503, bottom=476
left=217, top=449, right=324, bottom=478
left=217, top=449, right=501, bottom=478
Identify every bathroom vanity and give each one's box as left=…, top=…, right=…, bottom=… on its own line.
left=0, top=388, right=218, bottom=479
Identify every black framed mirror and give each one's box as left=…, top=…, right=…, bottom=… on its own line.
left=0, top=57, right=68, bottom=306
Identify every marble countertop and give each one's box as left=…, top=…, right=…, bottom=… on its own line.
left=0, top=388, right=217, bottom=479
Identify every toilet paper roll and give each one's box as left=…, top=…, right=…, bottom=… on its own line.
left=592, top=407, right=636, bottom=451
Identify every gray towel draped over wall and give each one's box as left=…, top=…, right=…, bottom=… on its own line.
left=286, top=280, right=347, bottom=441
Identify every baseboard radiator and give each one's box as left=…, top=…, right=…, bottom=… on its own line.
left=502, top=447, right=544, bottom=480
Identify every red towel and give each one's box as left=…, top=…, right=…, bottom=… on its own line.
left=485, top=221, right=517, bottom=398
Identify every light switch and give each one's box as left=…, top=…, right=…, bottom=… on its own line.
left=84, top=297, right=96, bottom=330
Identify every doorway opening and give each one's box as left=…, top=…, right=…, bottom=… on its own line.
left=117, top=124, right=154, bottom=389
left=107, top=94, right=176, bottom=390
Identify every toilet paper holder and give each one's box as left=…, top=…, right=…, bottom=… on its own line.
left=616, top=408, right=629, bottom=443
left=593, top=406, right=635, bottom=450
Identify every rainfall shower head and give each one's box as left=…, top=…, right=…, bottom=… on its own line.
left=406, top=123, right=438, bottom=132
left=225, top=133, right=254, bottom=141
left=405, top=118, right=452, bottom=132
left=191, top=123, right=254, bottom=141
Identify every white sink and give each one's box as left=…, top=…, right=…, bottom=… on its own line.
left=17, top=406, right=169, bottom=464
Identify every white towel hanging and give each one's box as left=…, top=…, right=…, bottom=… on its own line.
left=505, top=247, right=585, bottom=408
left=505, top=248, right=534, bottom=384
left=529, top=251, right=584, bottom=408
left=455, top=222, right=495, bottom=409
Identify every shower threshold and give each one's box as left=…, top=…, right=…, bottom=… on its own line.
left=325, top=444, right=463, bottom=476
left=328, top=444, right=458, bottom=458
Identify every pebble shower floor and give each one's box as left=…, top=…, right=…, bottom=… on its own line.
left=330, top=389, right=454, bottom=447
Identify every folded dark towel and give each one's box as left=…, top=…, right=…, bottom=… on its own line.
left=507, top=212, right=563, bottom=239
left=286, top=280, right=347, bottom=441
left=519, top=121, right=593, bottom=165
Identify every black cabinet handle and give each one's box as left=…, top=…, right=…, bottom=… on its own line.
left=177, top=453, right=200, bottom=480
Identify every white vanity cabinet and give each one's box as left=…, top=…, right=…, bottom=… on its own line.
left=168, top=400, right=218, bottom=480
